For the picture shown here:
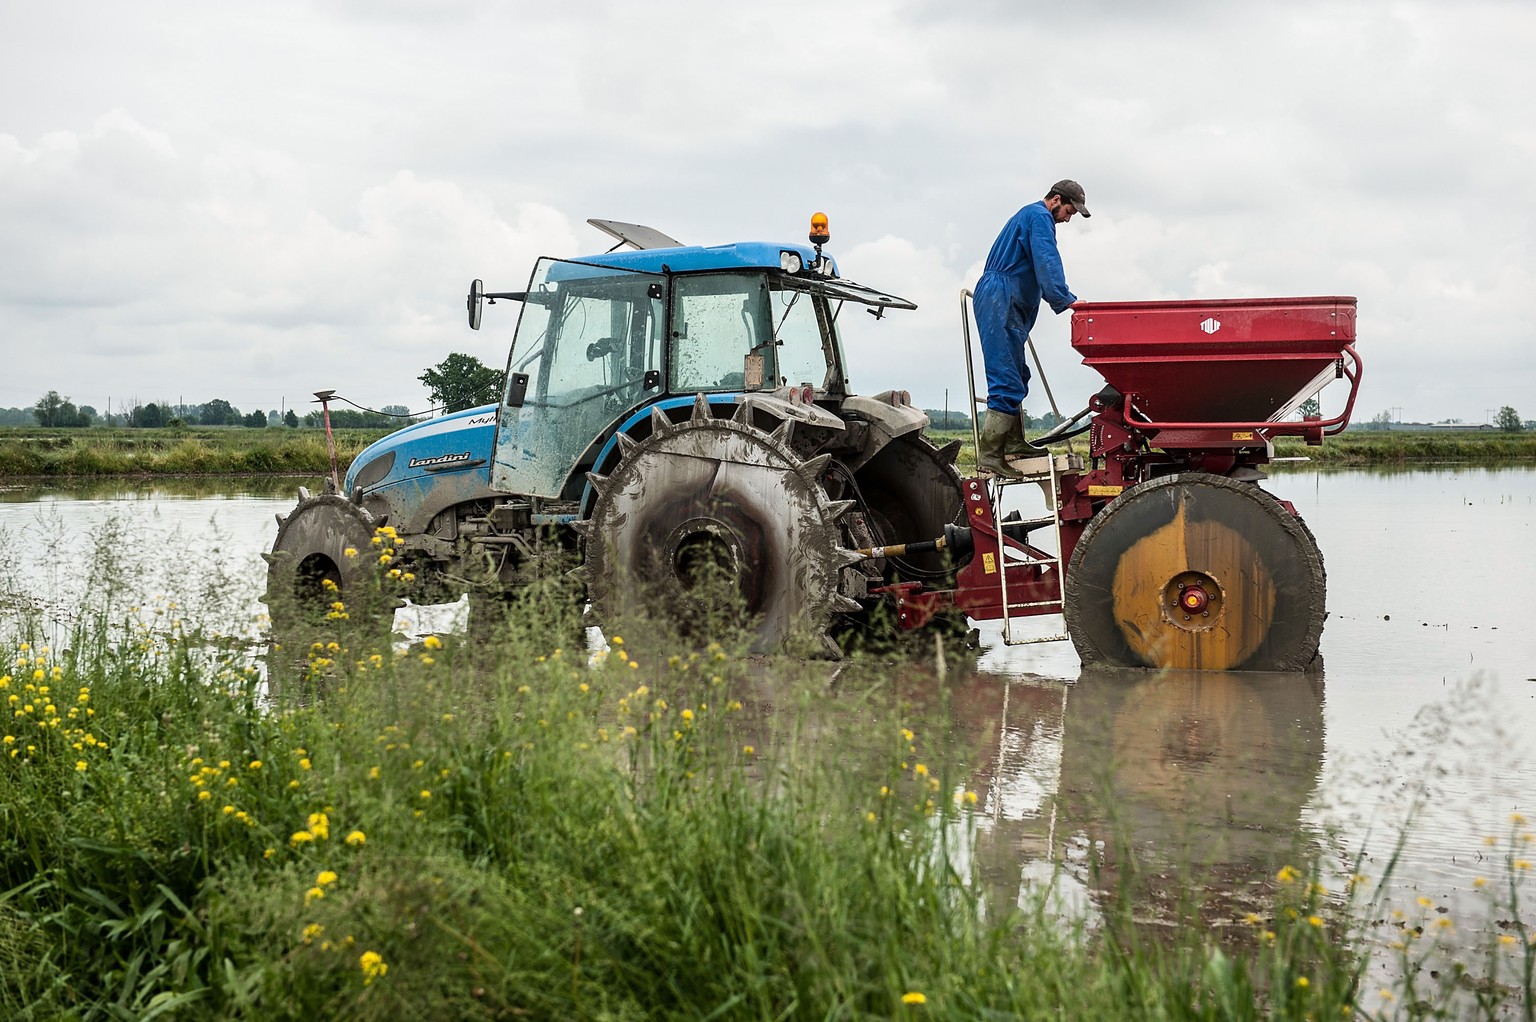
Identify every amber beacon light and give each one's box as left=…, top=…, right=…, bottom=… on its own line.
left=809, top=212, right=830, bottom=245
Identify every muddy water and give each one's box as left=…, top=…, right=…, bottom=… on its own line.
left=2, top=468, right=1534, bottom=954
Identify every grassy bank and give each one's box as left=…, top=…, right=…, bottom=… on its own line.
left=931, top=428, right=1536, bottom=474
left=4, top=425, right=1532, bottom=482
left=3, top=551, right=1532, bottom=1019
left=0, top=427, right=390, bottom=479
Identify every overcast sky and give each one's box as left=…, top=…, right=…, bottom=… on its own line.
left=2, top=0, right=1532, bottom=425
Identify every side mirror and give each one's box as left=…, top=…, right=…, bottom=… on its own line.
left=467, top=279, right=484, bottom=330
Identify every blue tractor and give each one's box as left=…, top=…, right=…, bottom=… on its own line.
left=264, top=218, right=965, bottom=662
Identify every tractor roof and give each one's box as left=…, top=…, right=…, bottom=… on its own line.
left=571, top=241, right=839, bottom=277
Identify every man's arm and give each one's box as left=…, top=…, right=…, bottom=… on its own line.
left=1030, top=219, right=1078, bottom=313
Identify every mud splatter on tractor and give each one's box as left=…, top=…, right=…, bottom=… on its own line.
left=264, top=218, right=1361, bottom=679
left=263, top=217, right=966, bottom=677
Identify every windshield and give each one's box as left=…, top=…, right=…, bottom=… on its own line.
left=493, top=259, right=664, bottom=499
left=668, top=272, right=843, bottom=393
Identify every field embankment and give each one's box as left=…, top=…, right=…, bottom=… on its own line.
left=2, top=426, right=1533, bottom=481
left=931, top=428, right=1536, bottom=474
left=0, top=427, right=390, bottom=478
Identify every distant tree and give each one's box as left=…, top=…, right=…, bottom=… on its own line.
left=922, top=408, right=972, bottom=430
left=284, top=409, right=300, bottom=428
left=0, top=407, right=31, bottom=425
left=419, top=353, right=504, bottom=414
left=379, top=404, right=416, bottom=423
left=1298, top=396, right=1321, bottom=418
left=1495, top=406, right=1523, bottom=432
left=242, top=410, right=268, bottom=428
left=166, top=417, right=186, bottom=428
left=33, top=391, right=68, bottom=427
left=132, top=403, right=165, bottom=428
left=1369, top=410, right=1393, bottom=431
left=200, top=398, right=239, bottom=426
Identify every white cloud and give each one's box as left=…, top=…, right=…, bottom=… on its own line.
left=0, top=0, right=1532, bottom=422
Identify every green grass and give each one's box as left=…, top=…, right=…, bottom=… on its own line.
left=4, top=424, right=1532, bottom=483
left=929, top=428, right=1536, bottom=475
left=0, top=427, right=391, bottom=479
left=2, top=547, right=1533, bottom=1018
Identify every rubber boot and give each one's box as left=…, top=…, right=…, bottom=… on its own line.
left=1004, top=412, right=1045, bottom=457
left=976, top=410, right=1024, bottom=479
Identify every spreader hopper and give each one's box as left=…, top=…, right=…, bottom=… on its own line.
left=1070, top=296, right=1361, bottom=438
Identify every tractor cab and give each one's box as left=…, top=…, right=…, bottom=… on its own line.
left=479, top=232, right=915, bottom=502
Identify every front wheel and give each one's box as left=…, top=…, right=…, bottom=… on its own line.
left=262, top=493, right=400, bottom=692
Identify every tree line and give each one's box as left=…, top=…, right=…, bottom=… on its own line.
left=2, top=392, right=417, bottom=429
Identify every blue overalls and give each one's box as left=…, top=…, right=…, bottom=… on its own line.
left=973, top=201, right=1077, bottom=415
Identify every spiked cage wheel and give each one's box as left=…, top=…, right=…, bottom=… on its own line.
left=262, top=491, right=400, bottom=690
left=577, top=396, right=866, bottom=655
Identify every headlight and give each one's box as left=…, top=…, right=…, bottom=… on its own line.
left=780, top=250, right=803, bottom=274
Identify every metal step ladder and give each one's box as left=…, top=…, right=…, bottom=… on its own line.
left=990, top=453, right=1071, bottom=645
left=958, top=287, right=1077, bottom=647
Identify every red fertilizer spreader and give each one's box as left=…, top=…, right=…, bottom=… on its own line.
left=879, top=295, right=1362, bottom=672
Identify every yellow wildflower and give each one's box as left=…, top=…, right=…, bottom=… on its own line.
left=316, top=870, right=338, bottom=886
left=345, top=830, right=366, bottom=846
left=901, top=991, right=926, bottom=1005
left=1276, top=865, right=1300, bottom=883
left=360, top=950, right=388, bottom=984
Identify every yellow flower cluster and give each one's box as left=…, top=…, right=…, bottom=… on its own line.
left=359, top=950, right=388, bottom=984
left=4, top=648, right=103, bottom=765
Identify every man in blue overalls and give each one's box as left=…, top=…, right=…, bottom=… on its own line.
left=972, top=179, right=1089, bottom=478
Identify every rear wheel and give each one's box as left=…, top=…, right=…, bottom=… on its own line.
left=1063, top=473, right=1325, bottom=671
left=579, top=399, right=863, bottom=656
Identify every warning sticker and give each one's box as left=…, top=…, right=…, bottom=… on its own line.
left=982, top=552, right=997, bottom=575
left=1088, top=484, right=1123, bottom=497
left=1232, top=431, right=1255, bottom=441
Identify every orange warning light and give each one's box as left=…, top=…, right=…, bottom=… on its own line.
left=809, top=212, right=830, bottom=245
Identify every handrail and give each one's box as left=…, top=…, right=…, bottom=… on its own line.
left=1121, top=343, right=1363, bottom=435
left=959, top=289, right=983, bottom=460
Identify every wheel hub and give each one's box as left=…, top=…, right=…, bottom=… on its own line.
left=1164, top=570, right=1221, bottom=628
left=666, top=517, right=755, bottom=609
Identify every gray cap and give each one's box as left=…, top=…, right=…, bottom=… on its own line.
left=1050, top=179, right=1091, bottom=218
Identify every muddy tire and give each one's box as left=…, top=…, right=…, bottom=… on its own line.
left=1063, top=473, right=1326, bottom=671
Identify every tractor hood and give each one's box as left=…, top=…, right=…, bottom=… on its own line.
left=345, top=404, right=501, bottom=533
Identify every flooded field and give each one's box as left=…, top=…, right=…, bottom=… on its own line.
left=2, top=466, right=1533, bottom=988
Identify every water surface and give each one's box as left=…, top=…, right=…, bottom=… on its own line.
left=2, top=468, right=1533, bottom=962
